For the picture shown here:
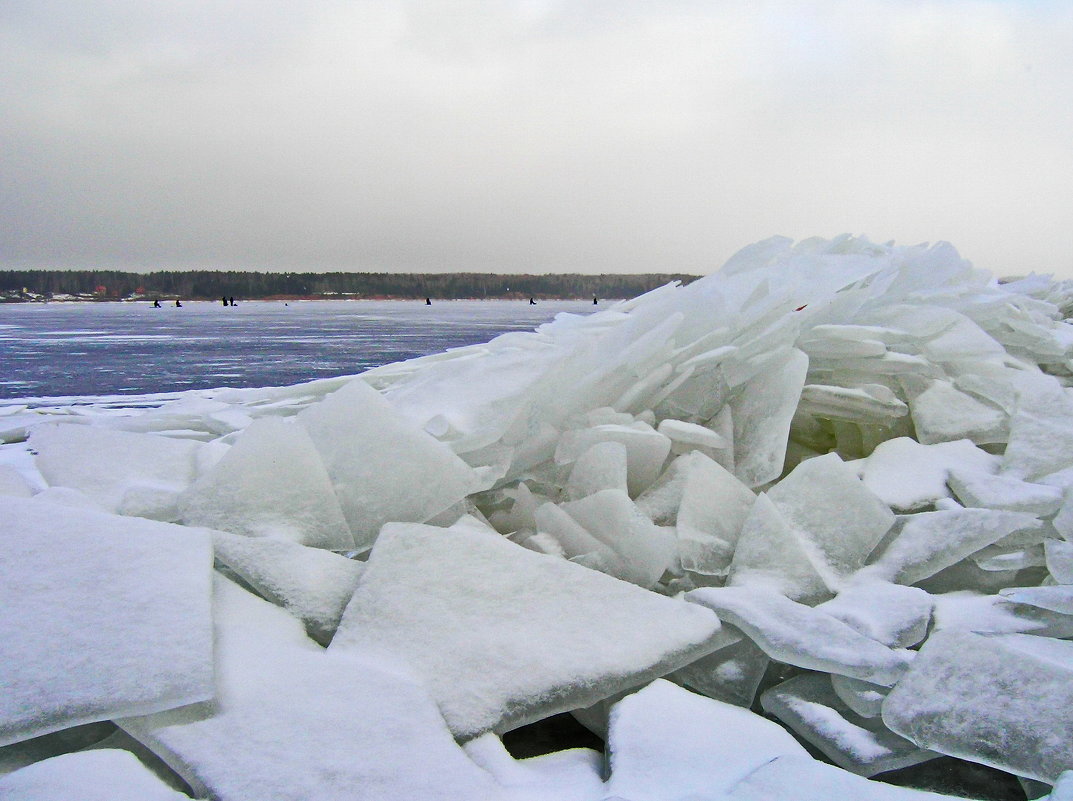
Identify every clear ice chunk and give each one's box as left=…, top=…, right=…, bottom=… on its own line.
left=555, top=422, right=672, bottom=497
left=675, top=453, right=756, bottom=577
left=564, top=440, right=628, bottom=500
left=668, top=630, right=769, bottom=707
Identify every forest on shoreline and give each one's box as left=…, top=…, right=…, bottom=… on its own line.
left=1, top=270, right=699, bottom=302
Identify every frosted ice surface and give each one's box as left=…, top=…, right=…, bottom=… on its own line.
left=656, top=418, right=729, bottom=451
left=532, top=501, right=622, bottom=575
left=866, top=508, right=1042, bottom=585
left=831, top=675, right=888, bottom=718
left=180, top=417, right=353, bottom=549
left=767, top=452, right=895, bottom=577
left=947, top=467, right=1062, bottom=515
left=560, top=489, right=677, bottom=588
left=604, top=679, right=808, bottom=800
left=30, top=424, right=202, bottom=516
left=687, top=586, right=912, bottom=685
left=0, top=750, right=194, bottom=801
left=817, top=581, right=933, bottom=648
left=0, top=499, right=214, bottom=746
left=555, top=422, right=672, bottom=497
left=0, top=465, right=34, bottom=498
left=931, top=590, right=1073, bottom=637
left=729, top=348, right=809, bottom=487
left=564, top=441, right=628, bottom=500
left=1046, top=539, right=1073, bottom=583
left=882, top=630, right=1073, bottom=782
left=761, top=673, right=936, bottom=776
left=674, top=453, right=755, bottom=576
left=462, top=733, right=605, bottom=799
left=211, top=529, right=365, bottom=644
left=29, top=485, right=106, bottom=510
left=298, top=379, right=481, bottom=551
left=725, top=754, right=970, bottom=801
left=1003, top=379, right=1073, bottom=480
left=728, top=493, right=832, bottom=602
left=121, top=574, right=500, bottom=801
left=999, top=584, right=1073, bottom=614
left=797, top=383, right=908, bottom=425
left=668, top=631, right=769, bottom=708
left=634, top=452, right=702, bottom=526
left=858, top=437, right=997, bottom=512
left=330, top=522, right=720, bottom=738
left=909, top=380, right=1008, bottom=445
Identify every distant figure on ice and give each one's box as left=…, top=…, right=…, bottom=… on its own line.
left=593, top=296, right=598, bottom=305
left=425, top=297, right=432, bottom=305
left=529, top=297, right=536, bottom=305
left=229, top=297, right=236, bottom=306
left=175, top=299, right=182, bottom=308
left=152, top=299, right=161, bottom=308
left=221, top=296, right=228, bottom=306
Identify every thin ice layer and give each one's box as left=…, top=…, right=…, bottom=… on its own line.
left=0, top=750, right=193, bottom=801
left=298, top=379, right=480, bottom=551
left=0, top=499, right=214, bottom=747
left=882, top=630, right=1073, bottom=783
left=211, top=529, right=365, bottom=645
left=687, top=586, right=912, bottom=685
left=604, top=679, right=808, bottom=800
left=668, top=632, right=770, bottom=708
left=180, top=417, right=353, bottom=549
left=120, top=574, right=500, bottom=801
left=761, top=674, right=936, bottom=777
left=330, top=522, right=720, bottom=739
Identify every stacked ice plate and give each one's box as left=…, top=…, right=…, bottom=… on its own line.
left=3, top=234, right=1073, bottom=800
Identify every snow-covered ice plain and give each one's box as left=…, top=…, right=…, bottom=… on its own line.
left=3, top=234, right=1073, bottom=800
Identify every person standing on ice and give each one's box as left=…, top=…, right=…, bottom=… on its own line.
left=221, top=297, right=228, bottom=306
left=175, top=299, right=182, bottom=307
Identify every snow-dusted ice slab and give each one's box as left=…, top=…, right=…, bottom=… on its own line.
left=211, top=529, right=365, bottom=644
left=858, top=437, right=998, bottom=512
left=298, top=379, right=481, bottom=551
left=0, top=750, right=194, bottom=801
left=882, top=630, right=1073, bottom=783
left=121, top=574, right=500, bottom=801
left=180, top=417, right=353, bottom=549
left=686, top=586, right=912, bottom=685
left=0, top=499, right=214, bottom=747
left=330, top=522, right=721, bottom=738
left=605, top=679, right=808, bottom=800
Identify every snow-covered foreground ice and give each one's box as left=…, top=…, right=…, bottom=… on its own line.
left=4, top=234, right=1073, bottom=799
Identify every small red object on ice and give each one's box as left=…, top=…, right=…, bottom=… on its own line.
left=794, top=304, right=807, bottom=311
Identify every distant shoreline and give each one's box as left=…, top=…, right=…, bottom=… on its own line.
left=1, top=295, right=623, bottom=304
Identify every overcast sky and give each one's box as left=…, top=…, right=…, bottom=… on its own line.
left=2, top=1, right=1071, bottom=278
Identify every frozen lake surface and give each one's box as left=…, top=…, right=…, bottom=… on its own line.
left=0, top=299, right=598, bottom=400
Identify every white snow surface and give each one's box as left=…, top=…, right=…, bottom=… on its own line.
left=7, top=234, right=1073, bottom=798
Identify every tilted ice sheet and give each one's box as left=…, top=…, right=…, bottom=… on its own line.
left=882, top=630, right=1073, bottom=783
left=0, top=750, right=194, bottom=801
left=210, top=529, right=365, bottom=645
left=180, top=417, right=353, bottom=549
left=330, top=521, right=721, bottom=739
left=0, top=499, right=214, bottom=747
left=120, top=574, right=500, bottom=801
left=298, top=379, right=481, bottom=551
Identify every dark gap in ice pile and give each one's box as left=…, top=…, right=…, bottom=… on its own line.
left=4, top=234, right=1073, bottom=800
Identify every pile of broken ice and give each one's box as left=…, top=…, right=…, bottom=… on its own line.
left=4, top=234, right=1073, bottom=800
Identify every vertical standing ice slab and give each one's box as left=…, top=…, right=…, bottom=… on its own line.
left=604, top=679, right=809, bottom=800
left=0, top=499, right=214, bottom=747
left=298, top=379, right=481, bottom=551
left=882, top=630, right=1073, bottom=783
left=0, top=750, right=194, bottom=801
left=180, top=417, right=353, bottom=549
left=330, top=522, right=721, bottom=739
left=120, top=575, right=501, bottom=801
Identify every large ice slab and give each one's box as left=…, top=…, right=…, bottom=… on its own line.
left=330, top=521, right=721, bottom=738
left=816, top=580, right=933, bottom=648
left=0, top=499, right=214, bottom=746
left=604, top=679, right=809, bottom=800
left=180, top=417, right=353, bottom=549
left=120, top=574, right=501, bottom=801
left=882, top=630, right=1073, bottom=783
left=298, top=379, right=481, bottom=551
left=687, top=586, right=912, bottom=685
left=30, top=423, right=202, bottom=518
left=211, top=529, right=365, bottom=645
left=0, top=750, right=194, bottom=801
left=858, top=437, right=998, bottom=512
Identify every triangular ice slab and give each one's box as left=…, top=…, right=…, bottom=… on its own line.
left=330, top=522, right=720, bottom=739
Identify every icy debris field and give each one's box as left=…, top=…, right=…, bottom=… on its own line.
left=5, top=235, right=1073, bottom=800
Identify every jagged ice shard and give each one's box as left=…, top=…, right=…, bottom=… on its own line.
left=6, top=234, right=1073, bottom=799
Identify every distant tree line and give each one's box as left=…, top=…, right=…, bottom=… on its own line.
left=1, top=270, right=700, bottom=301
